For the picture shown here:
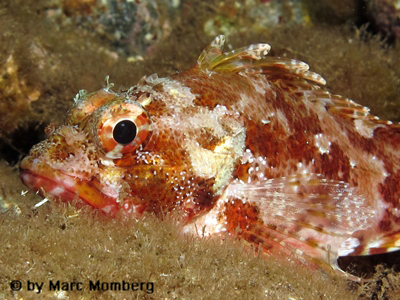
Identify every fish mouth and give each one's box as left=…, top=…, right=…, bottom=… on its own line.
left=20, top=168, right=120, bottom=215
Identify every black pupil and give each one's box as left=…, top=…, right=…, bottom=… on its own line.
left=113, top=120, right=137, bottom=144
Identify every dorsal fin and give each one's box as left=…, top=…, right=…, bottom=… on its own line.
left=304, top=89, right=400, bottom=129
left=198, top=35, right=400, bottom=130
left=197, top=35, right=226, bottom=69
left=197, top=35, right=326, bottom=86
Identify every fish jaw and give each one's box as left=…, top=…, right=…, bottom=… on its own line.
left=19, top=120, right=130, bottom=215
left=20, top=159, right=121, bottom=215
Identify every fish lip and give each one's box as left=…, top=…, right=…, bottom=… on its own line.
left=20, top=168, right=120, bottom=214
left=20, top=169, right=78, bottom=201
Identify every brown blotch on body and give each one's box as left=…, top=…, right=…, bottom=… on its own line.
left=224, top=198, right=263, bottom=234
left=195, top=128, right=221, bottom=151
left=378, top=171, right=400, bottom=210
left=316, top=142, right=351, bottom=182
left=378, top=217, right=393, bottom=232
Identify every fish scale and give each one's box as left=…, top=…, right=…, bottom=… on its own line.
left=20, top=35, right=400, bottom=280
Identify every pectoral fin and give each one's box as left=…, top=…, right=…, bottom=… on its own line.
left=223, top=173, right=377, bottom=277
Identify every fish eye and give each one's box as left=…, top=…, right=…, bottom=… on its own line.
left=96, top=101, right=151, bottom=158
left=113, top=120, right=137, bottom=144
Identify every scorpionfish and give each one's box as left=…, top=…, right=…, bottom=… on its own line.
left=20, top=35, right=400, bottom=278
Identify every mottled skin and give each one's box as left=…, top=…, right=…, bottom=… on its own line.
left=20, top=36, right=400, bottom=279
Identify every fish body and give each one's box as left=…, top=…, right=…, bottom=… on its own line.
left=20, top=35, right=400, bottom=278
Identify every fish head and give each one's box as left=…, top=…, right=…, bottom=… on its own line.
left=20, top=76, right=246, bottom=221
